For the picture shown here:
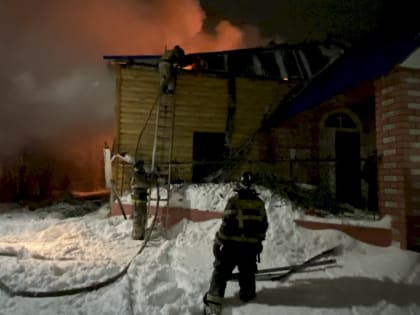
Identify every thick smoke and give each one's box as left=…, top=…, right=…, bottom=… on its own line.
left=0, top=0, right=269, bottom=192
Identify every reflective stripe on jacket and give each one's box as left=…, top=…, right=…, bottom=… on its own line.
left=217, top=188, right=268, bottom=244
left=131, top=171, right=149, bottom=200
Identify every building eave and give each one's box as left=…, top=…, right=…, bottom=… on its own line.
left=262, top=32, right=420, bottom=128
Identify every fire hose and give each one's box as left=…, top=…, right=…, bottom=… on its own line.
left=0, top=185, right=162, bottom=298
left=0, top=90, right=167, bottom=297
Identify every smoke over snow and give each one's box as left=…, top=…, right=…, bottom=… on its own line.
left=0, top=0, right=271, bottom=191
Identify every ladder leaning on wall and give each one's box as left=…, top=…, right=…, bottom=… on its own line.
left=149, top=92, right=176, bottom=228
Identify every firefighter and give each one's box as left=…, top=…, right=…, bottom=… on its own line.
left=158, top=45, right=185, bottom=94
left=130, top=160, right=150, bottom=240
left=203, top=172, right=269, bottom=315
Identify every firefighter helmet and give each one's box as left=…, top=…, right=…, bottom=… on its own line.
left=240, top=171, right=254, bottom=187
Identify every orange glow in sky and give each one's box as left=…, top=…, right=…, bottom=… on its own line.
left=47, top=0, right=267, bottom=56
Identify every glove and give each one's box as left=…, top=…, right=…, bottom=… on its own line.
left=212, top=241, right=223, bottom=259
left=256, top=243, right=263, bottom=255
left=255, top=243, right=263, bottom=263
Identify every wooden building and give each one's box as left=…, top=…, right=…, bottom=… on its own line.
left=104, top=41, right=345, bottom=184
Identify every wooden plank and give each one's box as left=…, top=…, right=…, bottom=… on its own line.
left=120, top=73, right=159, bottom=82
left=120, top=94, right=158, bottom=103
left=119, top=114, right=155, bottom=123
left=120, top=105, right=155, bottom=113
left=120, top=94, right=159, bottom=103
left=120, top=87, right=157, bottom=95
left=121, top=69, right=159, bottom=82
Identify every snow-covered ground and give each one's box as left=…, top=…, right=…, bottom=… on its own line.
left=0, top=183, right=419, bottom=315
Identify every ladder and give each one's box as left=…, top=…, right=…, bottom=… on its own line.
left=150, top=93, right=176, bottom=227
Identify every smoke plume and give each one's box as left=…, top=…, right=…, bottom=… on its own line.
left=0, top=0, right=269, bottom=192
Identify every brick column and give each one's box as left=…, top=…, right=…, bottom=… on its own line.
left=375, top=67, right=420, bottom=249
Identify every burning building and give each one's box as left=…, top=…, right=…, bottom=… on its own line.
left=104, top=33, right=420, bottom=251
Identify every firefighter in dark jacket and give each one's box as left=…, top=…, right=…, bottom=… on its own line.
left=204, top=172, right=268, bottom=315
left=130, top=160, right=150, bottom=240
left=158, top=45, right=185, bottom=94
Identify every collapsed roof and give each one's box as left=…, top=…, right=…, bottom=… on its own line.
left=264, top=32, right=419, bottom=127
left=103, top=33, right=419, bottom=126
left=103, top=40, right=347, bottom=82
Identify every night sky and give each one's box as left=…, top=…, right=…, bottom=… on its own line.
left=200, top=0, right=419, bottom=43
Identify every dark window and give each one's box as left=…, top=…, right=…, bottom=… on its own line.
left=205, top=54, right=226, bottom=71
left=300, top=46, right=329, bottom=75
left=281, top=50, right=301, bottom=79
left=228, top=53, right=255, bottom=76
left=258, top=52, right=280, bottom=77
left=325, top=113, right=356, bottom=129
left=192, top=132, right=226, bottom=182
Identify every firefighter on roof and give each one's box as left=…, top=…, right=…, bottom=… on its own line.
left=158, top=45, right=185, bottom=94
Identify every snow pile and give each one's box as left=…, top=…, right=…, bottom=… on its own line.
left=185, top=183, right=237, bottom=211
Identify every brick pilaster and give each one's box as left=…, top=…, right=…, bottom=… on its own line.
left=375, top=67, right=420, bottom=249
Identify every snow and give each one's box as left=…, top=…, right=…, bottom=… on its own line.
left=0, top=184, right=419, bottom=315
left=299, top=211, right=392, bottom=229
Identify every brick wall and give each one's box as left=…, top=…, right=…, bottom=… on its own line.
left=294, top=219, right=392, bottom=247
left=375, top=66, right=420, bottom=249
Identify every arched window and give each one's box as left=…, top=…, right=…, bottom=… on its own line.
left=325, top=112, right=356, bottom=129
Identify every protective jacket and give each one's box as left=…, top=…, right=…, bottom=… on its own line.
left=130, top=168, right=149, bottom=240
left=160, top=47, right=185, bottom=66
left=158, top=46, right=185, bottom=94
left=216, top=188, right=268, bottom=245
left=131, top=170, right=149, bottom=200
